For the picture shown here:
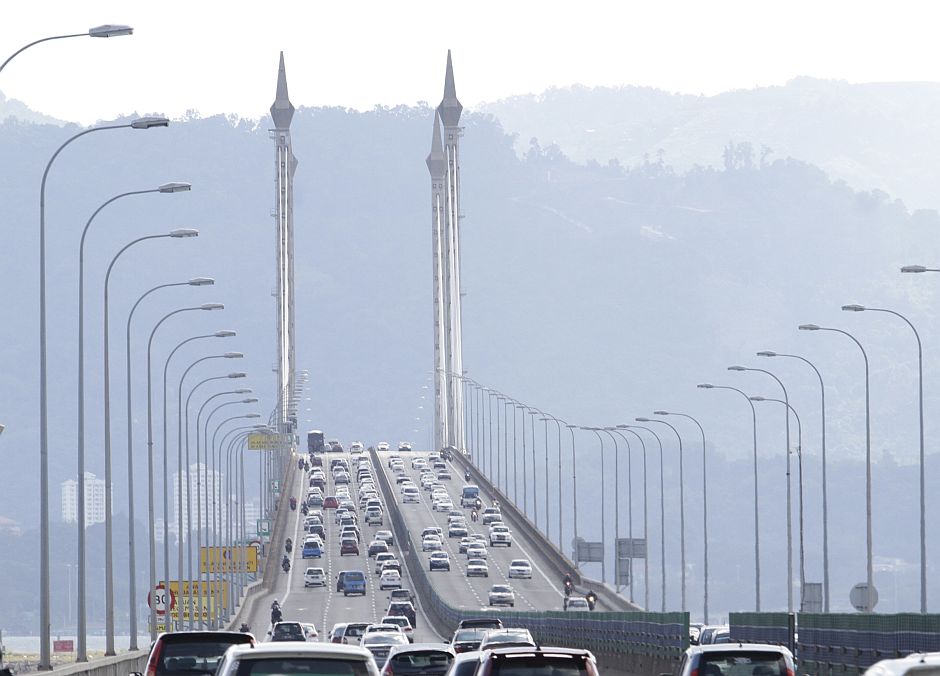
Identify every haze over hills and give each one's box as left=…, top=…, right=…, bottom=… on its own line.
left=480, top=77, right=940, bottom=210
left=3, top=84, right=940, bottom=622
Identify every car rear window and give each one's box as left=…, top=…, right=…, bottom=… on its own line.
left=272, top=623, right=305, bottom=641
left=346, top=572, right=365, bottom=582
left=234, top=657, right=372, bottom=676
left=699, top=651, right=788, bottom=676
left=391, top=651, right=453, bottom=668
left=158, top=638, right=250, bottom=675
left=491, top=655, right=589, bottom=676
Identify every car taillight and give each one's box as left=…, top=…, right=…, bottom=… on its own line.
left=145, top=640, right=162, bottom=676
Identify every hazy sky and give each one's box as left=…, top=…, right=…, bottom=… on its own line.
left=3, top=0, right=940, bottom=125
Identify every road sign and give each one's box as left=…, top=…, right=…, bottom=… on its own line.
left=615, top=558, right=632, bottom=586
left=616, top=538, right=647, bottom=559
left=200, top=546, right=258, bottom=573
left=257, top=519, right=272, bottom=537
left=575, top=539, right=604, bottom=563
left=167, top=580, right=229, bottom=621
left=248, top=433, right=290, bottom=450
left=802, top=582, right=823, bottom=613
left=53, top=640, right=74, bottom=653
left=270, top=479, right=281, bottom=492
left=850, top=582, right=879, bottom=612
left=147, top=583, right=176, bottom=616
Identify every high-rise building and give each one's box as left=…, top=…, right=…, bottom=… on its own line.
left=172, top=463, right=224, bottom=537
left=61, top=472, right=109, bottom=526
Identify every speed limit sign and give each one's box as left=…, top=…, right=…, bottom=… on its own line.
left=148, top=584, right=175, bottom=616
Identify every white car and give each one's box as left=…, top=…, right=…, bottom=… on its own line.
left=214, top=643, right=378, bottom=676
left=466, top=545, right=487, bottom=560
left=365, top=507, right=383, bottom=526
left=489, top=524, right=512, bottom=547
left=401, top=487, right=420, bottom=504
left=380, top=615, right=413, bottom=643
left=488, top=584, right=515, bottom=607
left=508, top=559, right=532, bottom=579
left=375, top=552, right=396, bottom=574
left=375, top=530, right=394, bottom=547
left=301, top=622, right=320, bottom=641
left=565, top=596, right=590, bottom=611
left=466, top=558, right=489, bottom=577
left=304, top=567, right=326, bottom=587
left=379, top=569, right=402, bottom=590
left=433, top=499, right=454, bottom=513
left=422, top=535, right=443, bottom=552
left=377, top=442, right=390, bottom=452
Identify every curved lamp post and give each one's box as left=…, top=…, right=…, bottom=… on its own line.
left=626, top=425, right=666, bottom=612
left=579, top=427, right=607, bottom=584
left=41, top=115, right=168, bottom=667
left=799, top=322, right=874, bottom=612
left=607, top=428, right=634, bottom=603
left=616, top=425, right=649, bottom=609
left=1, top=24, right=132, bottom=75
left=698, top=383, right=761, bottom=611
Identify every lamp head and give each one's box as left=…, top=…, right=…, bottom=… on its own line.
left=244, top=413, right=261, bottom=419
left=158, top=182, right=191, bottom=193
left=697, top=383, right=714, bottom=389
left=214, top=330, right=236, bottom=338
left=798, top=324, right=820, bottom=331
left=169, top=228, right=198, bottom=238
left=242, top=398, right=259, bottom=404
left=234, top=389, right=251, bottom=394
left=188, top=277, right=214, bottom=286
left=565, top=424, right=577, bottom=429
left=728, top=365, right=747, bottom=372
left=842, top=304, right=866, bottom=312
left=89, top=24, right=133, bottom=37
left=227, top=372, right=247, bottom=379
left=756, top=351, right=776, bottom=357
left=223, top=352, right=244, bottom=359
left=653, top=410, right=670, bottom=415
left=615, top=424, right=629, bottom=429
left=635, top=417, right=651, bottom=422
left=200, top=303, right=224, bottom=311
left=901, top=265, right=927, bottom=273
left=131, top=116, right=169, bottom=129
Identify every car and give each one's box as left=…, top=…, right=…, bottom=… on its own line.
left=385, top=599, right=417, bottom=628
left=338, top=569, right=367, bottom=596
left=368, top=540, right=390, bottom=557
left=473, top=647, right=599, bottom=676
left=398, top=442, right=413, bottom=452
left=487, top=584, right=515, bottom=607
left=489, top=525, right=512, bottom=547
left=434, top=499, right=454, bottom=513
left=437, top=470, right=452, bottom=481
left=449, top=629, right=487, bottom=654
left=323, top=496, right=339, bottom=509
left=270, top=621, right=308, bottom=642
left=507, top=559, right=532, bottom=579
left=380, top=559, right=403, bottom=576
left=377, top=441, right=391, bottom=451
left=381, top=644, right=455, bottom=676
left=422, top=526, right=444, bottom=539
left=361, top=632, right=409, bottom=666
left=380, top=615, right=414, bottom=643
left=376, top=530, right=395, bottom=547
left=350, top=441, right=364, bottom=454
left=478, top=629, right=535, bottom=651
left=481, top=508, right=501, bottom=525
left=422, top=535, right=443, bottom=552
left=565, top=596, right=590, bottom=611
left=387, top=588, right=416, bottom=605
left=365, top=507, right=384, bottom=526
left=369, top=551, right=393, bottom=573
left=328, top=623, right=349, bottom=643
left=365, top=623, right=406, bottom=637
left=432, top=460, right=446, bottom=470
left=302, top=537, right=323, bottom=558
left=866, top=653, right=940, bottom=676
left=466, top=559, right=489, bottom=577
left=341, top=538, right=360, bottom=556
left=446, top=650, right=484, bottom=676
left=300, top=622, right=319, bottom=641
left=304, top=566, right=326, bottom=587
left=448, top=523, right=469, bottom=538
left=341, top=526, right=362, bottom=543
left=402, top=487, right=420, bottom=503
left=697, top=625, right=730, bottom=645
left=674, top=643, right=796, bottom=676
left=214, top=642, right=381, bottom=676
left=467, top=544, right=489, bottom=560
left=140, top=630, right=255, bottom=676
left=380, top=569, right=402, bottom=590
left=458, top=537, right=474, bottom=554
left=335, top=622, right=371, bottom=644
left=307, top=523, right=325, bottom=539
left=429, top=551, right=450, bottom=571
left=457, top=617, right=503, bottom=631
left=306, top=494, right=323, bottom=507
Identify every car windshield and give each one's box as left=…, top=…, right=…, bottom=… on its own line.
left=158, top=640, right=248, bottom=675
left=700, top=652, right=787, bottom=676
left=490, top=655, right=589, bottom=676
left=234, top=657, right=372, bottom=676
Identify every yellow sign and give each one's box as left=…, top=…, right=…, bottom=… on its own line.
left=200, top=545, right=258, bottom=573
left=248, top=433, right=290, bottom=450
left=167, top=580, right=229, bottom=621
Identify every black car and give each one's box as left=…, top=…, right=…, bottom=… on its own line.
left=386, top=600, right=417, bottom=628
left=450, top=628, right=487, bottom=653
left=457, top=617, right=503, bottom=630
left=141, top=631, right=255, bottom=676
left=368, top=540, right=390, bottom=557
left=270, top=621, right=305, bottom=642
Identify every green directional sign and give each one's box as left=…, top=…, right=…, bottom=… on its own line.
left=270, top=479, right=280, bottom=491
left=257, top=519, right=272, bottom=537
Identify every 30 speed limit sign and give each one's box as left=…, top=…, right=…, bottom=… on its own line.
left=148, top=584, right=176, bottom=616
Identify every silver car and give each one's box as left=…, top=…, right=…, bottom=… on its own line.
left=215, top=642, right=379, bottom=676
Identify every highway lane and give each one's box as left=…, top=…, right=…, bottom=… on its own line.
left=242, top=452, right=443, bottom=643
left=376, top=450, right=582, bottom=614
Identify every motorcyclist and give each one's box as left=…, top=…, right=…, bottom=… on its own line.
left=271, top=606, right=282, bottom=624
left=470, top=510, right=479, bottom=522
left=464, top=469, right=471, bottom=481
left=285, top=537, right=293, bottom=553
left=586, top=590, right=598, bottom=610
left=281, top=555, right=290, bottom=571
left=563, top=573, right=573, bottom=597
left=239, top=622, right=250, bottom=633
left=475, top=498, right=483, bottom=511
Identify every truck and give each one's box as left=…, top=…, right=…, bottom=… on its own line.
left=307, top=430, right=325, bottom=454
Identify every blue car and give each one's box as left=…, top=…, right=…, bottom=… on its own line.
left=302, top=539, right=322, bottom=558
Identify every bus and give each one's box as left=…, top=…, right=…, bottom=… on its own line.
left=307, top=430, right=324, bottom=454
left=460, top=484, right=480, bottom=508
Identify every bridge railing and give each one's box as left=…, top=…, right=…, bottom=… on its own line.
left=370, top=449, right=687, bottom=675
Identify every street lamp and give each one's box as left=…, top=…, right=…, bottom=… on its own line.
left=579, top=427, right=607, bottom=584
left=565, top=424, right=580, bottom=567
left=616, top=425, right=649, bottom=609
left=698, top=382, right=761, bottom=611
left=77, top=184, right=191, bottom=652
left=729, top=363, right=794, bottom=612
left=540, top=414, right=566, bottom=550
left=639, top=416, right=686, bottom=612
left=600, top=428, right=623, bottom=592
left=145, top=303, right=223, bottom=637
left=606, top=428, right=633, bottom=601
left=900, top=265, right=940, bottom=273
left=756, top=351, right=830, bottom=612
left=39, top=115, right=168, bottom=668
left=654, top=410, right=709, bottom=622
left=799, top=322, right=874, bottom=612
left=626, top=424, right=666, bottom=612
left=842, top=303, right=927, bottom=612
left=1, top=24, right=133, bottom=75
left=751, top=396, right=806, bottom=610
left=101, top=229, right=198, bottom=653
left=125, top=278, right=211, bottom=645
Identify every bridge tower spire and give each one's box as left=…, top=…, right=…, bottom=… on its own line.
left=428, top=50, right=466, bottom=453
left=270, top=51, right=297, bottom=433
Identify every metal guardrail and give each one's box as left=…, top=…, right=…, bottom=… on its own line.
left=369, top=449, right=688, bottom=665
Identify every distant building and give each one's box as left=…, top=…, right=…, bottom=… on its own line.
left=172, top=463, right=224, bottom=538
left=243, top=500, right=261, bottom=537
left=61, top=472, right=110, bottom=526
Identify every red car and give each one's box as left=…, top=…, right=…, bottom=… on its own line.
left=341, top=539, right=360, bottom=556
left=323, top=496, right=339, bottom=509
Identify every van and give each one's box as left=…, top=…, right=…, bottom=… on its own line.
left=460, top=485, right=480, bottom=508
left=340, top=569, right=367, bottom=596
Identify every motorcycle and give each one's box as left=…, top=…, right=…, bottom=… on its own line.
left=563, top=580, right=573, bottom=597
left=285, top=538, right=293, bottom=554
left=239, top=623, right=251, bottom=633
left=586, top=591, right=597, bottom=610
left=282, top=556, right=291, bottom=572
left=271, top=607, right=282, bottom=624
left=470, top=510, right=479, bottom=523
left=289, top=496, right=297, bottom=511
left=298, top=458, right=304, bottom=470
left=464, top=470, right=471, bottom=481
left=301, top=504, right=308, bottom=516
